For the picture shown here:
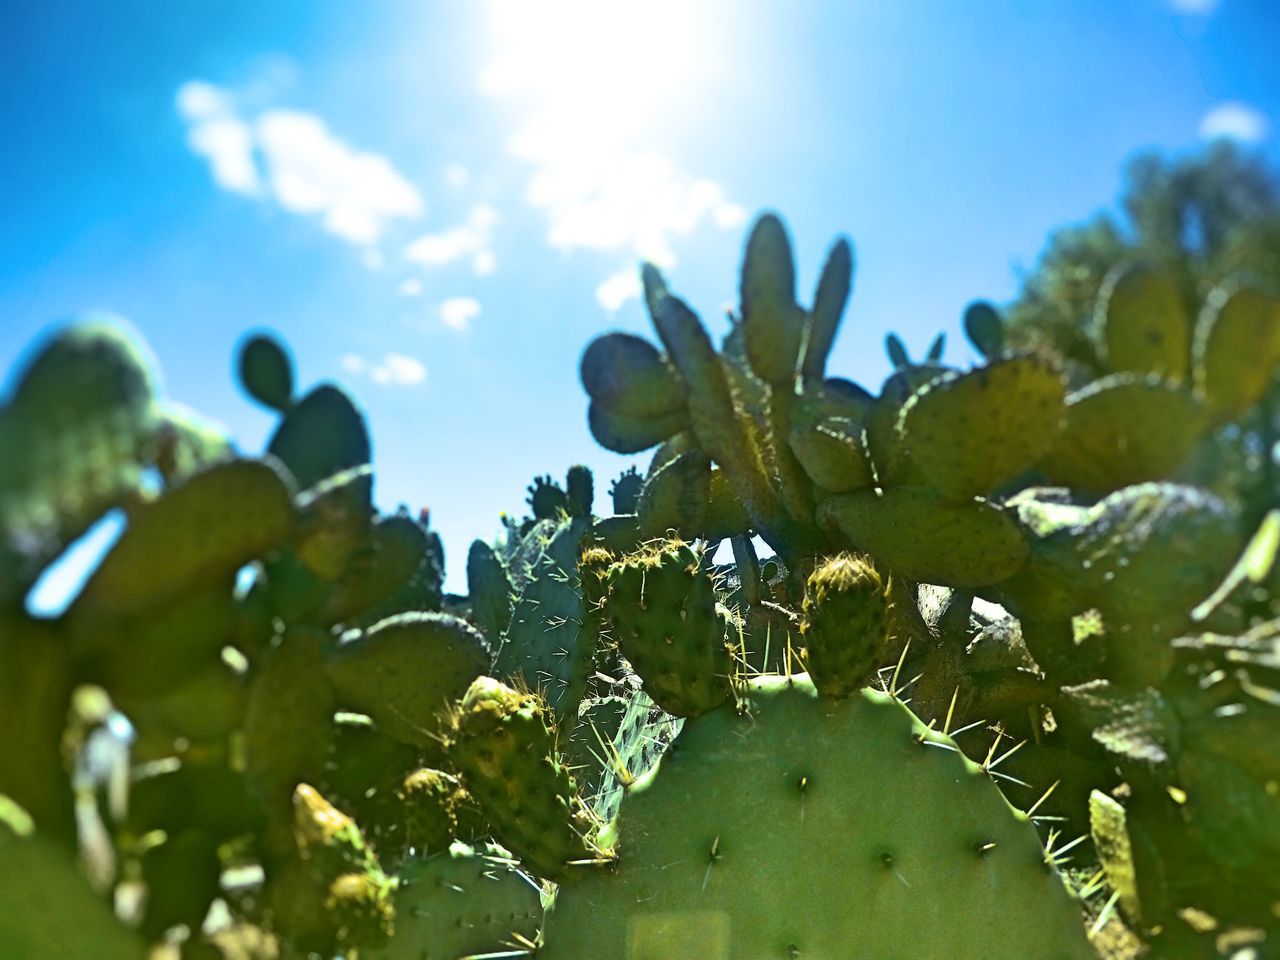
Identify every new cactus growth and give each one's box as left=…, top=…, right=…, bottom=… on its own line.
left=799, top=553, right=888, bottom=697
left=598, top=538, right=735, bottom=717
left=445, top=676, right=605, bottom=881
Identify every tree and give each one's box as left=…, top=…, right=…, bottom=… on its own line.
left=1006, top=140, right=1280, bottom=380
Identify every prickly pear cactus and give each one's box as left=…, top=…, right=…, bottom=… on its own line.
left=598, top=538, right=734, bottom=717
left=799, top=553, right=888, bottom=697
left=445, top=676, right=605, bottom=881
left=367, top=840, right=543, bottom=960
left=542, top=675, right=1094, bottom=960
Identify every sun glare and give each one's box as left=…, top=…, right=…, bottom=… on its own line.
left=479, top=0, right=743, bottom=287
left=480, top=0, right=707, bottom=136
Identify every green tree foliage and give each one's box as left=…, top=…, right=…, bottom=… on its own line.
left=1007, top=141, right=1280, bottom=378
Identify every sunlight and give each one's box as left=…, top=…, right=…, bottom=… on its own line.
left=480, top=0, right=744, bottom=304
left=480, top=0, right=707, bottom=139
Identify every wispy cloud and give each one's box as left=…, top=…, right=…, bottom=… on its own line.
left=1200, top=102, right=1270, bottom=144
left=403, top=203, right=499, bottom=275
left=1168, top=0, right=1220, bottom=13
left=596, top=269, right=642, bottom=312
left=341, top=351, right=427, bottom=385
left=440, top=296, right=481, bottom=331
left=177, top=80, right=424, bottom=247
left=480, top=0, right=745, bottom=310
left=177, top=82, right=262, bottom=194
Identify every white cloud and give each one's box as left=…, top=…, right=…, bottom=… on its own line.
left=481, top=0, right=743, bottom=288
left=596, top=268, right=641, bottom=311
left=398, top=277, right=424, bottom=296
left=341, top=351, right=426, bottom=385
left=1200, top=102, right=1270, bottom=144
left=176, top=80, right=424, bottom=246
left=403, top=203, right=499, bottom=274
left=440, top=296, right=481, bottom=331
left=255, top=110, right=423, bottom=244
left=176, top=81, right=261, bottom=194
left=472, top=249, right=497, bottom=275
left=447, top=163, right=471, bottom=188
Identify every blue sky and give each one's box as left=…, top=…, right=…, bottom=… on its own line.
left=3, top=0, right=1278, bottom=593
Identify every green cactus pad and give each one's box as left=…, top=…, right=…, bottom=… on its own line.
left=467, top=539, right=515, bottom=642
left=1038, top=372, right=1208, bottom=494
left=446, top=677, right=603, bottom=881
left=740, top=213, right=803, bottom=386
left=526, top=474, right=568, bottom=520
left=588, top=400, right=689, bottom=454
left=0, top=321, right=162, bottom=600
left=580, top=333, right=686, bottom=418
left=898, top=355, right=1065, bottom=500
left=325, top=612, right=492, bottom=748
left=1068, top=483, right=1239, bottom=623
left=963, top=301, right=1005, bottom=358
left=245, top=629, right=337, bottom=856
left=117, top=658, right=245, bottom=744
left=0, top=616, right=74, bottom=837
left=138, top=828, right=222, bottom=939
left=863, top=364, right=948, bottom=487
left=126, top=759, right=261, bottom=843
left=788, top=410, right=873, bottom=493
left=610, top=467, right=645, bottom=514
left=636, top=448, right=711, bottom=537
left=1193, top=284, right=1280, bottom=421
left=322, top=511, right=434, bottom=625
left=1097, top=263, right=1191, bottom=380
left=497, top=516, right=596, bottom=719
left=542, top=675, right=1092, bottom=960
left=800, top=554, right=887, bottom=698
left=799, top=237, right=853, bottom=381
left=566, top=464, right=594, bottom=518
left=0, top=827, right=147, bottom=959
left=237, top=332, right=294, bottom=412
left=72, top=458, right=293, bottom=617
left=817, top=487, right=1028, bottom=588
left=368, top=841, right=542, bottom=960
left=601, top=540, right=734, bottom=717
left=268, top=384, right=371, bottom=490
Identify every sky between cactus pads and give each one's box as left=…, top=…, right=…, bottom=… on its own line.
left=1, top=0, right=1278, bottom=595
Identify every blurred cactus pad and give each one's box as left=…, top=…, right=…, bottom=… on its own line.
left=3, top=204, right=1280, bottom=960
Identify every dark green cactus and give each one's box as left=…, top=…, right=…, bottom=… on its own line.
left=799, top=553, right=888, bottom=697
left=444, top=676, right=606, bottom=881
left=598, top=538, right=734, bottom=718
left=5, top=199, right=1280, bottom=959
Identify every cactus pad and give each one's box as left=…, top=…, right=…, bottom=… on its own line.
left=446, top=677, right=603, bottom=881
left=580, top=332, right=686, bottom=418
left=1038, top=374, right=1207, bottom=494
left=1097, top=263, right=1190, bottom=380
left=72, top=458, right=293, bottom=617
left=542, top=675, right=1092, bottom=960
left=368, top=841, right=542, bottom=960
left=800, top=554, right=887, bottom=697
left=1193, top=283, right=1280, bottom=421
left=325, top=612, right=492, bottom=748
left=237, top=332, right=294, bottom=412
left=898, top=355, right=1065, bottom=500
left=817, top=487, right=1028, bottom=588
left=600, top=539, right=734, bottom=717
